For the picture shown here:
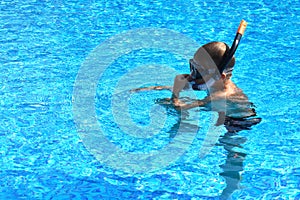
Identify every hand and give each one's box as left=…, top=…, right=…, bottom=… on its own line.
left=173, top=99, right=189, bottom=110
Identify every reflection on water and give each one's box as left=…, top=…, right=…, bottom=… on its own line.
left=219, top=116, right=261, bottom=199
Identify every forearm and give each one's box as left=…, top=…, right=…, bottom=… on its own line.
left=176, top=99, right=207, bottom=110
left=171, top=74, right=190, bottom=100
left=130, top=86, right=172, bottom=93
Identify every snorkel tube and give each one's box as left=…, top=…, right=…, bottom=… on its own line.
left=219, top=20, right=248, bottom=73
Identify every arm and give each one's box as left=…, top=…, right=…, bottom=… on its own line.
left=130, top=85, right=172, bottom=93
left=171, top=74, right=191, bottom=106
left=130, top=73, right=190, bottom=100
left=175, top=96, right=210, bottom=110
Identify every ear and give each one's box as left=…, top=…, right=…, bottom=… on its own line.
left=221, top=73, right=227, bottom=80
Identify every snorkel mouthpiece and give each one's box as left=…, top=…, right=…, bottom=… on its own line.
left=219, top=20, right=247, bottom=73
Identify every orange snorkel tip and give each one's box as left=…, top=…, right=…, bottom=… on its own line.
left=237, top=19, right=248, bottom=35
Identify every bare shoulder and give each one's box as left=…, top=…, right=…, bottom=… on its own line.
left=221, top=81, right=249, bottom=103
left=227, top=87, right=249, bottom=103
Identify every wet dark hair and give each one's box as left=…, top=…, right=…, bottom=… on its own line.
left=202, top=41, right=235, bottom=74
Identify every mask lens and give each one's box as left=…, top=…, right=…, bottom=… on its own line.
left=189, top=60, right=203, bottom=79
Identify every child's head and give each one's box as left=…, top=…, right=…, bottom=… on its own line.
left=192, top=42, right=235, bottom=80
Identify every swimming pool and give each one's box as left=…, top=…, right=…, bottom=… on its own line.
left=1, top=0, right=300, bottom=199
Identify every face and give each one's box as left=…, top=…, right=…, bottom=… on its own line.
left=189, top=58, right=219, bottom=84
left=189, top=57, right=230, bottom=92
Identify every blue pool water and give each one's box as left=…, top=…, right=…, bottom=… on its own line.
left=1, top=0, right=300, bottom=199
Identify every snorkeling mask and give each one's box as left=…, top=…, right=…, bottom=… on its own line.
left=190, top=20, right=248, bottom=91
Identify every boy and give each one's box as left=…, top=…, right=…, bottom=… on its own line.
left=132, top=21, right=261, bottom=198
left=133, top=20, right=256, bottom=120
